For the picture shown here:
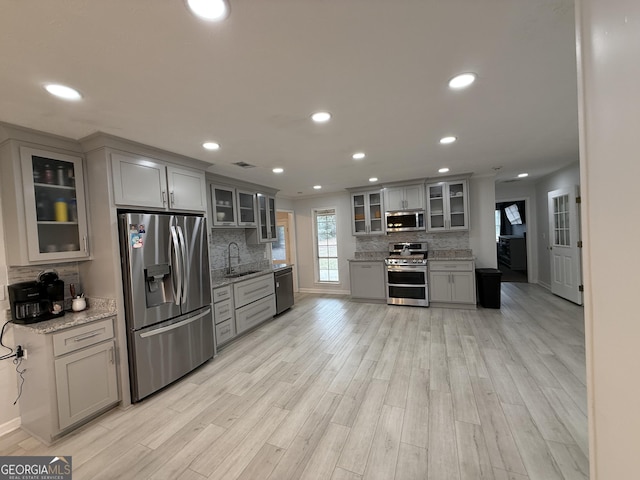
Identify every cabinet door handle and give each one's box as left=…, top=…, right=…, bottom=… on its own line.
left=162, top=191, right=167, bottom=206
left=170, top=191, right=175, bottom=206
left=73, top=331, right=101, bottom=342
left=83, top=236, right=88, bottom=253
left=109, top=346, right=115, bottom=364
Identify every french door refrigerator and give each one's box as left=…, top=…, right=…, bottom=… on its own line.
left=119, top=212, right=213, bottom=402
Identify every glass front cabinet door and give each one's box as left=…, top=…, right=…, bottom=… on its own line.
left=351, top=190, right=384, bottom=235
left=426, top=180, right=469, bottom=232
left=20, top=147, right=90, bottom=262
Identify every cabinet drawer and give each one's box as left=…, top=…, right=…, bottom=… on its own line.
left=215, top=319, right=236, bottom=346
left=53, top=318, right=114, bottom=357
left=234, top=274, right=275, bottom=309
left=214, top=298, right=233, bottom=324
left=213, top=285, right=232, bottom=303
left=236, top=295, right=276, bottom=335
left=429, top=260, right=474, bottom=272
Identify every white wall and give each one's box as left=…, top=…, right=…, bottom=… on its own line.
left=292, top=192, right=355, bottom=294
left=577, top=0, right=640, bottom=477
left=534, top=162, right=580, bottom=288
left=0, top=182, right=20, bottom=433
left=468, top=175, right=498, bottom=268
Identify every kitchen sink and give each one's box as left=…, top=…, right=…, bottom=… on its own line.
left=225, top=270, right=261, bottom=279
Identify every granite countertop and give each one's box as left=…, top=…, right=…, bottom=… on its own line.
left=212, top=264, right=294, bottom=289
left=12, top=298, right=117, bottom=334
left=428, top=249, right=475, bottom=261
left=349, top=252, right=387, bottom=261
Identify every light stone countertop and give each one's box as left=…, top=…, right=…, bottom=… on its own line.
left=12, top=298, right=117, bottom=334
left=211, top=264, right=293, bottom=289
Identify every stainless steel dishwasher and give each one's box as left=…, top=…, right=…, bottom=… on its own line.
left=274, top=266, right=294, bottom=314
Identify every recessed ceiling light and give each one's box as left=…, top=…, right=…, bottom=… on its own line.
left=518, top=173, right=529, bottom=178
left=438, top=167, right=450, bottom=173
left=313, top=185, right=322, bottom=190
left=439, top=136, right=457, bottom=145
left=202, top=142, right=220, bottom=150
left=448, top=73, right=476, bottom=89
left=186, top=0, right=229, bottom=21
left=352, top=152, right=366, bottom=160
left=311, top=111, right=331, bottom=123
left=44, top=84, right=82, bottom=101
left=369, top=177, right=378, bottom=182
left=272, top=167, right=284, bottom=174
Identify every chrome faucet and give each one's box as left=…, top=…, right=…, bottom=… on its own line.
left=227, top=242, right=240, bottom=274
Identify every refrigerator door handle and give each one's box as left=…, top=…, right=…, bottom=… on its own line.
left=176, top=225, right=188, bottom=305
left=169, top=225, right=182, bottom=306
left=139, top=308, right=212, bottom=338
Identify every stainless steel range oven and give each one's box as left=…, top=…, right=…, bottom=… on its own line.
left=385, top=242, right=429, bottom=306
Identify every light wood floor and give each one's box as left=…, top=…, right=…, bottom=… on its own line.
left=0, top=283, right=588, bottom=479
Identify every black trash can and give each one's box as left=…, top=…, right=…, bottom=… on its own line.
left=476, top=268, right=502, bottom=308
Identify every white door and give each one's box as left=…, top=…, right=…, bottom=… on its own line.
left=548, top=187, right=583, bottom=305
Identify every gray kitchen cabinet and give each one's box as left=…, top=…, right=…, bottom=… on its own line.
left=246, top=193, right=277, bottom=243
left=210, top=185, right=257, bottom=228
left=350, top=190, right=384, bottom=236
left=233, top=273, right=276, bottom=334
left=213, top=285, right=236, bottom=347
left=426, top=179, right=469, bottom=231
left=429, top=260, right=476, bottom=308
left=55, top=339, right=118, bottom=430
left=13, top=318, right=119, bottom=444
left=112, top=151, right=207, bottom=212
left=384, top=184, right=425, bottom=211
left=349, top=261, right=386, bottom=302
left=0, top=142, right=90, bottom=265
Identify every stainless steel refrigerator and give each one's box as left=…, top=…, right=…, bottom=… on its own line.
left=119, top=213, right=213, bottom=402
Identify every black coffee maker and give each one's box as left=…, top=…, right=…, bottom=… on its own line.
left=8, top=271, right=65, bottom=324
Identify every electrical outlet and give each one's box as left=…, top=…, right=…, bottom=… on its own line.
left=0, top=284, right=5, bottom=301
left=22, top=349, right=27, bottom=360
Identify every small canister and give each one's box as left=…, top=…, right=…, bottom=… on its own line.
left=54, top=198, right=68, bottom=222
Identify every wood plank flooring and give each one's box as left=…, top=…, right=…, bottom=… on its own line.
left=0, top=283, right=588, bottom=479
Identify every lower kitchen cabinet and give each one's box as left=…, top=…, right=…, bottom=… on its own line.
left=429, top=260, right=476, bottom=308
left=349, top=261, right=386, bottom=302
left=13, top=317, right=119, bottom=444
left=213, top=285, right=235, bottom=348
left=213, top=273, right=276, bottom=347
left=236, top=295, right=276, bottom=334
left=234, top=274, right=276, bottom=335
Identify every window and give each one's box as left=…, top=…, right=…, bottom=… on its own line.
left=314, top=208, right=339, bottom=282
left=495, top=209, right=501, bottom=242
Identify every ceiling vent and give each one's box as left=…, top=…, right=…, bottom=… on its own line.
left=233, top=161, right=256, bottom=168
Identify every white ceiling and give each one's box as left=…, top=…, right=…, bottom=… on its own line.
left=0, top=0, right=578, bottom=198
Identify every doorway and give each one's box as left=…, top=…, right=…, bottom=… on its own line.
left=273, top=210, right=298, bottom=292
left=496, top=200, right=528, bottom=282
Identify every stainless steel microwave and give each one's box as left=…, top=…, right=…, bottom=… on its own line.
left=385, top=211, right=425, bottom=232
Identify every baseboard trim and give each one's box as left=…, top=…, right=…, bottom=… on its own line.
left=537, top=281, right=551, bottom=291
left=299, top=288, right=350, bottom=296
left=0, top=417, right=21, bottom=437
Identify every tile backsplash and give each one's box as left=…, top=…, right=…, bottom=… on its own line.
left=355, top=231, right=469, bottom=253
left=8, top=262, right=81, bottom=296
left=209, top=228, right=269, bottom=275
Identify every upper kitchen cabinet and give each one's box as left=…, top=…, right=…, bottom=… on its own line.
left=111, top=151, right=207, bottom=212
left=350, top=190, right=384, bottom=236
left=384, top=183, right=424, bottom=211
left=426, top=179, right=469, bottom=231
left=210, top=184, right=237, bottom=227
left=249, top=193, right=277, bottom=243
left=210, top=185, right=257, bottom=228
left=0, top=137, right=90, bottom=265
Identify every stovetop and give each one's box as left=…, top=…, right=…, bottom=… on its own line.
left=385, top=242, right=428, bottom=265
